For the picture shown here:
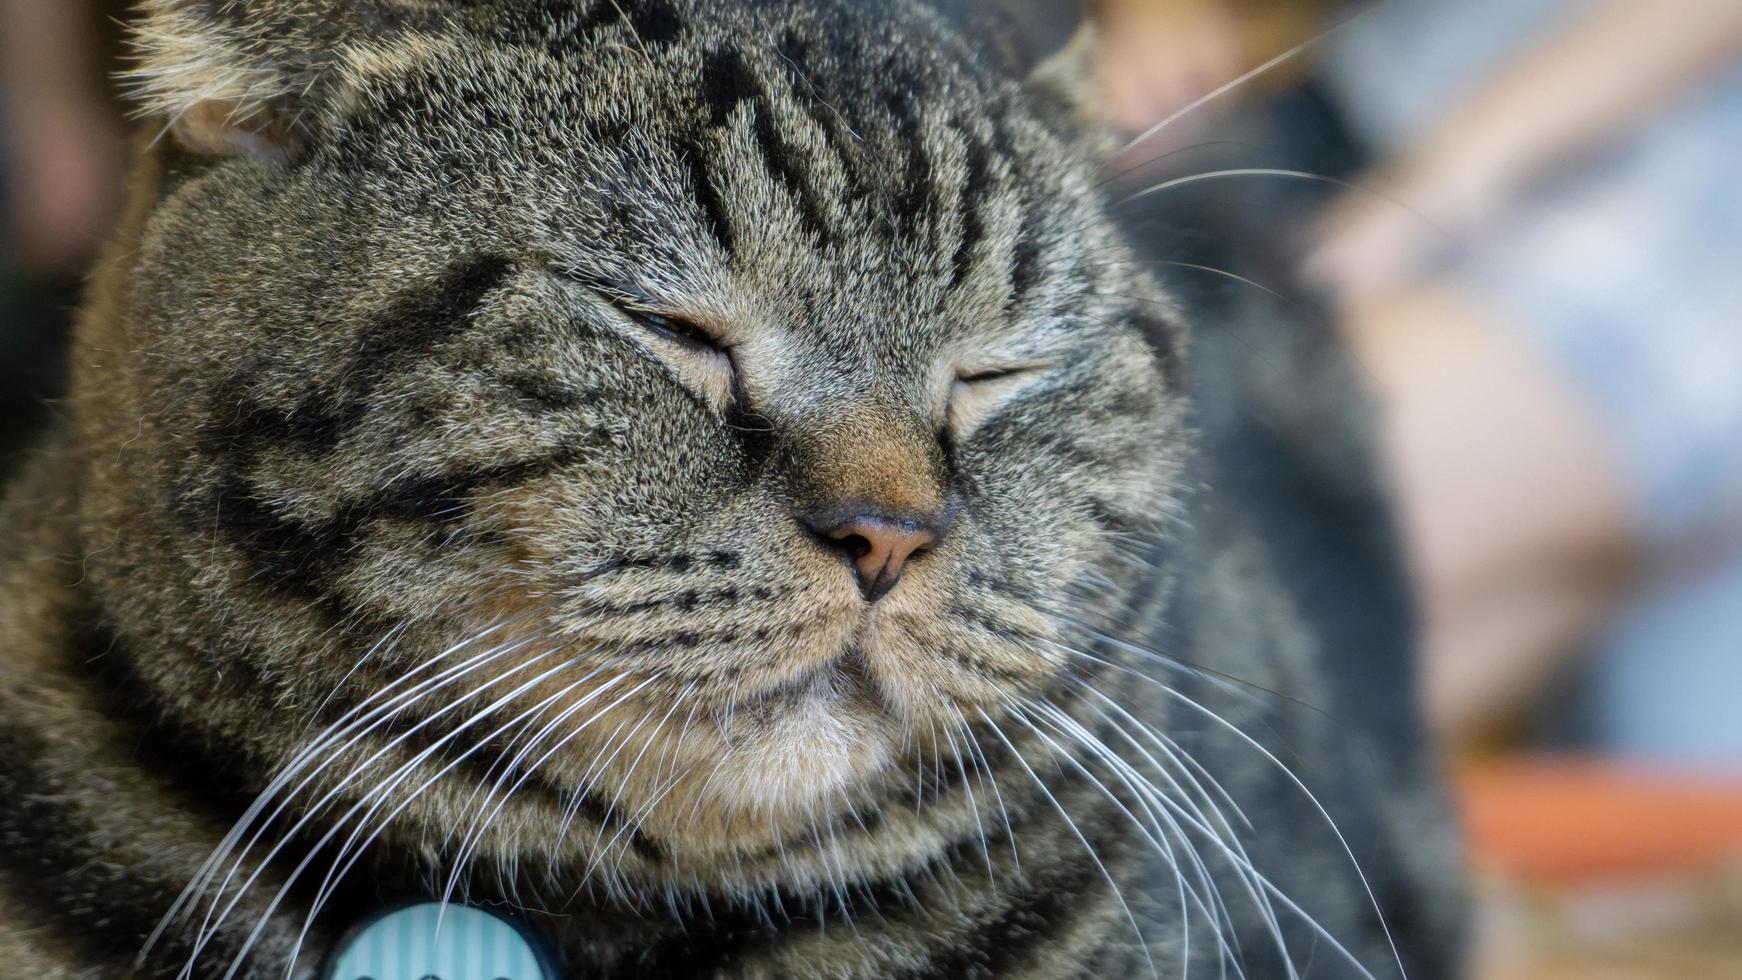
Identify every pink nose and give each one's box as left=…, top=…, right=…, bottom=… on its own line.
left=808, top=510, right=942, bottom=602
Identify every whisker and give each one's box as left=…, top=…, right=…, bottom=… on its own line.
left=1048, top=605, right=1328, bottom=720
left=202, top=651, right=605, bottom=978
left=1031, top=692, right=1287, bottom=980
left=938, top=710, right=995, bottom=883
left=440, top=675, right=690, bottom=929
left=976, top=707, right=1160, bottom=980
left=279, top=669, right=659, bottom=980
left=1118, top=169, right=1447, bottom=250
left=1013, top=698, right=1237, bottom=978
left=574, top=684, right=697, bottom=880
left=149, top=616, right=542, bottom=964
left=960, top=712, right=1021, bottom=876
left=173, top=630, right=550, bottom=975
left=1122, top=6, right=1374, bottom=154
left=1052, top=644, right=1400, bottom=980
left=1075, top=689, right=1276, bottom=978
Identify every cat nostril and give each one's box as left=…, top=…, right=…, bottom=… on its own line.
left=829, top=531, right=875, bottom=563
left=804, top=508, right=944, bottom=603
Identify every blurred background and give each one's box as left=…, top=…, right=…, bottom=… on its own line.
left=4, top=0, right=1740, bottom=976
left=1093, top=1, right=1742, bottom=976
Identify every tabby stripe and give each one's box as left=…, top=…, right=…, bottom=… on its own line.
left=586, top=720, right=1133, bottom=976
left=1008, top=222, right=1043, bottom=308
left=699, top=47, right=759, bottom=127
left=352, top=689, right=666, bottom=864
left=888, top=717, right=1019, bottom=809
left=1128, top=310, right=1185, bottom=389
left=496, top=372, right=588, bottom=411
left=899, top=851, right=1106, bottom=979
left=0, top=725, right=267, bottom=974
left=948, top=130, right=991, bottom=289
left=698, top=46, right=833, bottom=246
left=346, top=255, right=515, bottom=404
left=555, top=0, right=683, bottom=51
left=204, top=438, right=600, bottom=604
left=774, top=29, right=869, bottom=199
left=215, top=389, right=365, bottom=455
left=683, top=137, right=737, bottom=255
left=885, top=69, right=935, bottom=241
left=613, top=811, right=1044, bottom=979
left=209, top=255, right=513, bottom=456
left=749, top=92, right=834, bottom=246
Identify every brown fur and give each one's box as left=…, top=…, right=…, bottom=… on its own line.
left=0, top=1, right=1462, bottom=976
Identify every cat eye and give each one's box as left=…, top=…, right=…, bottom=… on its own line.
left=590, top=287, right=736, bottom=406
left=955, top=365, right=1034, bottom=385
left=946, top=361, right=1052, bottom=438
left=613, top=303, right=724, bottom=354
left=954, top=361, right=1052, bottom=387
left=549, top=265, right=727, bottom=357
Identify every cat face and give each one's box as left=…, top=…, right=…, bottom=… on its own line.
left=105, top=0, right=1185, bottom=869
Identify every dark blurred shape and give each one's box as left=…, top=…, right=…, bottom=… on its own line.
left=927, top=0, right=1084, bottom=77
left=0, top=277, right=75, bottom=479
left=0, top=0, right=129, bottom=478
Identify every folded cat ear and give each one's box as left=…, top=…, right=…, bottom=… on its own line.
left=930, top=0, right=1099, bottom=125
left=126, top=0, right=439, bottom=162
left=1022, top=19, right=1099, bottom=119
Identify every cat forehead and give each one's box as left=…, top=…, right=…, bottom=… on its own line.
left=326, top=0, right=974, bottom=78
left=132, top=0, right=1086, bottom=165
left=142, top=0, right=1103, bottom=348
left=331, top=3, right=1016, bottom=139
left=309, top=6, right=1090, bottom=311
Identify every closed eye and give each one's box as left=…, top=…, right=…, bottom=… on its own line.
left=608, top=300, right=723, bottom=353
left=956, top=365, right=1035, bottom=385
left=955, top=361, right=1051, bottom=386
left=591, top=288, right=736, bottom=407
left=947, top=362, right=1052, bottom=438
left=547, top=264, right=727, bottom=353
left=546, top=265, right=735, bottom=404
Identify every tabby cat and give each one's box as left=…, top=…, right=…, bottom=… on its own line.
left=0, top=0, right=1463, bottom=976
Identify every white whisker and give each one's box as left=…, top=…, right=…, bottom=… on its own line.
left=976, top=707, right=1161, bottom=980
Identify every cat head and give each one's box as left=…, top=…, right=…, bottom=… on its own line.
left=88, top=0, right=1186, bottom=880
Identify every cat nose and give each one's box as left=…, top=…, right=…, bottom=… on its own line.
left=805, top=507, right=944, bottom=603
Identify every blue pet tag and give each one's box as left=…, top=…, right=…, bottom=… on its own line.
left=324, top=903, right=555, bottom=980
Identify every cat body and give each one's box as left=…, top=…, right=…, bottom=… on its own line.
left=0, top=0, right=1462, bottom=976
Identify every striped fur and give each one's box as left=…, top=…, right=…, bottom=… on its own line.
left=0, top=1, right=1463, bottom=976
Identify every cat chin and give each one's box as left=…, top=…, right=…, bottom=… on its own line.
left=622, top=687, right=898, bottom=862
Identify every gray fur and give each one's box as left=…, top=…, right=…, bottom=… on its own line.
left=0, top=1, right=1462, bottom=976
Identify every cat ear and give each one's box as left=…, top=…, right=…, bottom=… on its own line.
left=126, top=0, right=437, bottom=162
left=1021, top=19, right=1099, bottom=118
left=933, top=0, right=1099, bottom=123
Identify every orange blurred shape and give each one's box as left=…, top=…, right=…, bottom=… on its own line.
left=1457, top=756, right=1742, bottom=887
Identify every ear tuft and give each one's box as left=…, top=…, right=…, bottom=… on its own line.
left=125, top=0, right=436, bottom=161
left=126, top=2, right=292, bottom=159
left=169, top=98, right=305, bottom=163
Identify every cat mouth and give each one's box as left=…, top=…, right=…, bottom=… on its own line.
left=742, top=649, right=878, bottom=712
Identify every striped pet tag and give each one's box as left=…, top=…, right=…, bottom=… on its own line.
left=324, top=903, right=554, bottom=980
